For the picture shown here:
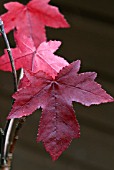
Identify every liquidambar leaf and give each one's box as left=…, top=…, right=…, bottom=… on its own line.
left=8, top=60, right=113, bottom=160
left=1, top=0, right=69, bottom=47
left=0, top=35, right=68, bottom=78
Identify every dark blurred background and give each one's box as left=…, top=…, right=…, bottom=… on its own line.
left=0, top=0, right=114, bottom=170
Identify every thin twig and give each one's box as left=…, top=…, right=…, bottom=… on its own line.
left=9, top=117, right=26, bottom=154
left=0, top=19, right=18, bottom=168
left=0, top=19, right=17, bottom=91
left=0, top=19, right=26, bottom=170
left=8, top=69, right=26, bottom=160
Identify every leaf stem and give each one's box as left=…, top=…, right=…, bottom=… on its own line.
left=0, top=19, right=18, bottom=91
left=0, top=19, right=18, bottom=168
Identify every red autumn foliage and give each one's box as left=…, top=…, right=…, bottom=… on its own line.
left=1, top=0, right=69, bottom=47
left=0, top=0, right=113, bottom=162
left=0, top=34, right=68, bottom=78
left=8, top=61, right=113, bottom=160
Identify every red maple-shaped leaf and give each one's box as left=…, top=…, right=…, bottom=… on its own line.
left=1, top=0, right=69, bottom=47
left=8, top=60, right=113, bottom=160
left=0, top=34, right=68, bottom=78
